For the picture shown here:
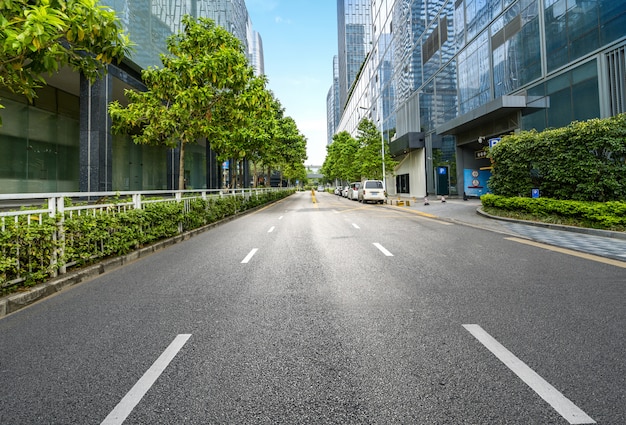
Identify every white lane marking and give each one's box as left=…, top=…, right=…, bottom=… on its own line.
left=463, top=324, right=595, bottom=425
left=279, top=216, right=284, bottom=220
left=268, top=226, right=275, bottom=233
left=241, top=248, right=258, bottom=263
left=101, top=334, right=192, bottom=425
left=352, top=223, right=360, bottom=229
left=373, top=243, right=393, bottom=257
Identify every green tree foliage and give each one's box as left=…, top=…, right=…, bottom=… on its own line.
left=355, top=118, right=397, bottom=180
left=0, top=0, right=132, bottom=120
left=108, top=16, right=255, bottom=190
left=321, top=131, right=360, bottom=182
left=321, top=119, right=396, bottom=182
left=489, top=114, right=626, bottom=201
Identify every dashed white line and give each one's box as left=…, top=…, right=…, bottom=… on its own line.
left=268, top=226, right=275, bottom=233
left=101, top=334, right=192, bottom=425
left=279, top=216, right=284, bottom=220
left=352, top=223, right=360, bottom=229
left=463, top=324, right=595, bottom=424
left=373, top=243, right=393, bottom=256
left=241, top=248, right=258, bottom=263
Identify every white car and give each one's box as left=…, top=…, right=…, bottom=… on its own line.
left=358, top=180, right=386, bottom=204
left=347, top=182, right=361, bottom=200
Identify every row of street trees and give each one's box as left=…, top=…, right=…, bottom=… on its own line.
left=109, top=16, right=308, bottom=189
left=1, top=2, right=307, bottom=189
left=321, top=119, right=396, bottom=184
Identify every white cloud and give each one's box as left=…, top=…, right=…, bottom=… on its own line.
left=274, top=16, right=293, bottom=24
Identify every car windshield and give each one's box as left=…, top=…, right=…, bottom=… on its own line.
left=365, top=181, right=383, bottom=189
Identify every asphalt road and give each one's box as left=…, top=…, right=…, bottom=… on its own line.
left=1, top=191, right=624, bottom=424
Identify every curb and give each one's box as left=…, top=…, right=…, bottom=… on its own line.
left=476, top=207, right=626, bottom=241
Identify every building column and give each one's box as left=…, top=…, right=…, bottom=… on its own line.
left=206, top=144, right=221, bottom=189
left=79, top=72, right=112, bottom=192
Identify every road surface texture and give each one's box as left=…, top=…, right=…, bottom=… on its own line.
left=1, top=191, right=624, bottom=424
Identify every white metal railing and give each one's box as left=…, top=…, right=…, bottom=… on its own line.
left=0, top=188, right=286, bottom=290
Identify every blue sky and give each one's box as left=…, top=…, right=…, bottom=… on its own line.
left=246, top=0, right=337, bottom=166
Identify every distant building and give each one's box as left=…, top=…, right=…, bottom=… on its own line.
left=0, top=0, right=261, bottom=194
left=333, top=0, right=626, bottom=199
left=336, top=0, right=372, bottom=114
left=327, top=56, right=341, bottom=145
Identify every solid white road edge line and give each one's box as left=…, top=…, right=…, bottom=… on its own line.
left=463, top=324, right=595, bottom=425
left=101, top=334, right=192, bottom=425
left=373, top=243, right=393, bottom=257
left=241, top=248, right=259, bottom=263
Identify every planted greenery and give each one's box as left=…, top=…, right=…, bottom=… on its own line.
left=481, top=194, right=626, bottom=231
left=488, top=114, right=626, bottom=201
left=1, top=190, right=293, bottom=294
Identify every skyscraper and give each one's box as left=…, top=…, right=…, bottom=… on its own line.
left=334, top=0, right=626, bottom=200
left=336, top=0, right=372, bottom=113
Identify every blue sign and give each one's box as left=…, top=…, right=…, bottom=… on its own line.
left=464, top=169, right=491, bottom=197
left=437, top=166, right=447, bottom=175
left=488, top=137, right=501, bottom=148
left=532, top=188, right=540, bottom=198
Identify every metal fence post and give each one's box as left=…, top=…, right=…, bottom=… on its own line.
left=56, top=197, right=66, bottom=275
left=48, top=197, right=58, bottom=277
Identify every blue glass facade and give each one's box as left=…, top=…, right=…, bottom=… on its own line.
left=335, top=0, right=626, bottom=198
left=337, top=0, right=373, bottom=112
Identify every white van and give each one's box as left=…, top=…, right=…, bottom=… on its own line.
left=358, top=180, right=385, bottom=204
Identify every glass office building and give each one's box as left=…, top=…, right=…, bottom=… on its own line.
left=335, top=0, right=626, bottom=198
left=327, top=56, right=341, bottom=145
left=0, top=0, right=258, bottom=194
left=337, top=0, right=373, bottom=113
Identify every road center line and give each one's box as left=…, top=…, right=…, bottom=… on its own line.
left=352, top=223, right=360, bottom=229
left=268, top=226, right=275, bottom=233
left=241, top=248, right=258, bottom=263
left=373, top=243, right=393, bottom=256
left=101, top=334, right=192, bottom=425
left=463, top=324, right=595, bottom=425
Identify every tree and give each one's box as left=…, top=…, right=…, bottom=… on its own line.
left=321, top=131, right=360, bottom=182
left=108, top=16, right=254, bottom=190
left=355, top=119, right=397, bottom=180
left=0, top=0, right=132, bottom=122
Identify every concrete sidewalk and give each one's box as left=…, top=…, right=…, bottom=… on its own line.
left=386, top=195, right=626, bottom=263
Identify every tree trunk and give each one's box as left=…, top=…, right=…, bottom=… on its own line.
left=178, top=141, right=185, bottom=190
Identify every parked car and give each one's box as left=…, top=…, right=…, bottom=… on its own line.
left=334, top=186, right=343, bottom=195
left=358, top=179, right=386, bottom=204
left=347, top=182, right=361, bottom=200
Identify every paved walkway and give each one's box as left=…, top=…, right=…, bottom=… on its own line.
left=387, top=196, right=626, bottom=263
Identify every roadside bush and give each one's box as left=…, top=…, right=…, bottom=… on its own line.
left=488, top=114, right=626, bottom=201
left=481, top=194, right=626, bottom=230
left=1, top=190, right=294, bottom=294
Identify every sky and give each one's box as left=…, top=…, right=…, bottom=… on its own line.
left=246, top=0, right=338, bottom=167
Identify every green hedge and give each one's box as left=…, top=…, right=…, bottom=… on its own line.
left=488, top=114, right=626, bottom=201
left=1, top=190, right=294, bottom=293
left=481, top=194, right=626, bottom=230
